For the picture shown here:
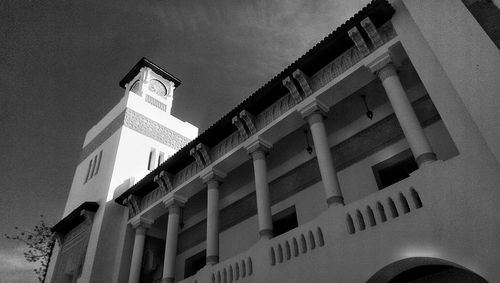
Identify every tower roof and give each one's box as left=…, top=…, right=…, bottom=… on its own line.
left=119, top=57, right=182, bottom=89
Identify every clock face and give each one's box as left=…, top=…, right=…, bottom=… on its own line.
left=149, top=79, right=169, bottom=97
left=130, top=80, right=140, bottom=94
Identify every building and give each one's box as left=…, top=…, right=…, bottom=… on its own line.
left=46, top=0, right=500, bottom=282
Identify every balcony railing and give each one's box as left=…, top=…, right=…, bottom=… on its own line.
left=177, top=154, right=488, bottom=283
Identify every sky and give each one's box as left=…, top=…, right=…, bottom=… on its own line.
left=0, top=0, right=367, bottom=281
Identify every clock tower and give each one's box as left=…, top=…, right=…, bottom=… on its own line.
left=121, top=57, right=181, bottom=115
left=46, top=58, right=198, bottom=283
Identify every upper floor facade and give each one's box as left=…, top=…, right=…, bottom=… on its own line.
left=48, top=0, right=500, bottom=282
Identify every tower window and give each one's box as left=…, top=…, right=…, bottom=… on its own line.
left=272, top=206, right=298, bottom=237
left=84, top=150, right=103, bottom=184
left=372, top=149, right=418, bottom=190
left=148, top=149, right=157, bottom=171
left=158, top=152, right=165, bottom=166
left=84, top=159, right=93, bottom=184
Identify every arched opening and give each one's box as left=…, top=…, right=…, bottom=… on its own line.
left=388, top=265, right=487, bottom=283
left=367, top=257, right=488, bottom=283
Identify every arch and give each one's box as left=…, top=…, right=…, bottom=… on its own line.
left=228, top=265, right=233, bottom=283
left=223, top=268, right=227, bottom=283
left=241, top=259, right=246, bottom=277
left=317, top=227, right=325, bottom=247
left=388, top=197, right=399, bottom=218
left=366, top=206, right=376, bottom=226
left=367, top=257, right=488, bottom=283
left=376, top=202, right=387, bottom=222
left=212, top=274, right=215, bottom=283
left=247, top=257, right=253, bottom=275
left=217, top=271, right=221, bottom=283
left=399, top=192, right=411, bottom=214
left=235, top=262, right=239, bottom=280
left=300, top=234, right=308, bottom=253
left=292, top=238, right=299, bottom=256
left=285, top=241, right=291, bottom=260
left=410, top=187, right=423, bottom=209
left=356, top=210, right=366, bottom=231
left=308, top=230, right=316, bottom=249
left=346, top=214, right=356, bottom=234
left=270, top=247, right=276, bottom=266
left=277, top=244, right=284, bottom=263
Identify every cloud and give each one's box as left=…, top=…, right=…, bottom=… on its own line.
left=0, top=246, right=37, bottom=283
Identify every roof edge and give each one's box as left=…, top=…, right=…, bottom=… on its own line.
left=119, top=57, right=182, bottom=89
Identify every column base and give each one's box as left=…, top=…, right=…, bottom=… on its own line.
left=161, top=277, right=174, bottom=283
left=206, top=255, right=219, bottom=265
left=326, top=196, right=344, bottom=206
left=259, top=229, right=273, bottom=239
left=416, top=152, right=437, bottom=167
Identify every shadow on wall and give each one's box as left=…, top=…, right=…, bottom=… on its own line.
left=366, top=257, right=488, bottom=283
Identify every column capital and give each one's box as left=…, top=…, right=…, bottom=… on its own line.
left=298, top=99, right=329, bottom=120
left=365, top=52, right=397, bottom=81
left=245, top=138, right=272, bottom=156
left=162, top=195, right=187, bottom=212
left=130, top=216, right=154, bottom=230
left=201, top=168, right=226, bottom=185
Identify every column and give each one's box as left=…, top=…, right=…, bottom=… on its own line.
left=245, top=139, right=273, bottom=239
left=201, top=169, right=226, bottom=265
left=128, top=217, right=154, bottom=283
left=162, top=196, right=186, bottom=283
left=367, top=52, right=437, bottom=166
left=299, top=100, right=344, bottom=206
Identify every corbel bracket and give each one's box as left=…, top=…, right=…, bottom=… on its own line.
left=123, top=195, right=141, bottom=218
left=190, top=143, right=211, bottom=168
left=282, top=76, right=303, bottom=103
left=360, top=17, right=383, bottom=49
left=232, top=116, right=249, bottom=139
left=348, top=26, right=370, bottom=56
left=292, top=69, right=312, bottom=97
left=154, top=170, right=174, bottom=195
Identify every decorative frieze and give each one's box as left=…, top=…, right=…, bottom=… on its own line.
left=212, top=131, right=243, bottom=161
left=145, top=95, right=168, bottom=112
left=124, top=109, right=190, bottom=150
left=256, top=93, right=296, bottom=129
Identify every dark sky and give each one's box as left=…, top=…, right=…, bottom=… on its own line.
left=0, top=0, right=366, bottom=281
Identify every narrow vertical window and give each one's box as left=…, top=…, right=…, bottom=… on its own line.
left=158, top=152, right=165, bottom=167
left=148, top=149, right=157, bottom=171
left=93, top=151, right=103, bottom=176
left=90, top=154, right=98, bottom=179
left=85, top=159, right=93, bottom=183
